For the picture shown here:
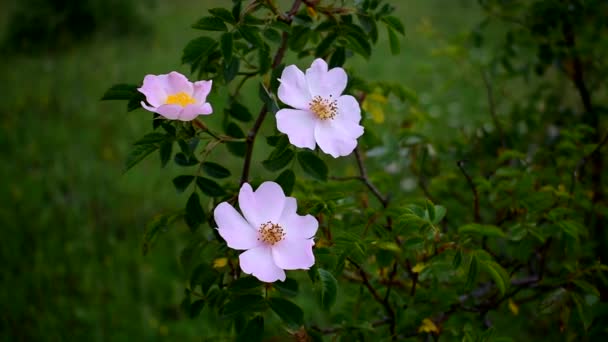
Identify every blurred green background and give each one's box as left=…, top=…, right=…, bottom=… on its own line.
left=0, top=0, right=484, bottom=340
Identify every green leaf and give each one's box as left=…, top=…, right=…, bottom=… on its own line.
left=343, top=34, right=371, bottom=59
left=228, top=276, right=262, bottom=294
left=189, top=299, right=205, bottom=318
left=480, top=260, right=509, bottom=295
left=201, top=162, right=231, bottom=179
left=573, top=279, right=600, bottom=297
left=220, top=32, right=234, bottom=63
left=452, top=249, right=462, bottom=269
left=539, top=288, right=568, bottom=315
left=288, top=26, right=311, bottom=51
left=263, top=28, right=282, bottom=43
left=209, top=7, right=236, bottom=24
left=269, top=298, right=304, bottom=328
left=263, top=149, right=294, bottom=172
left=173, top=175, right=195, bottom=193
left=223, top=295, right=267, bottom=317
left=190, top=263, right=218, bottom=294
left=387, top=27, right=400, bottom=55
left=223, top=57, right=240, bottom=83
left=432, top=205, right=447, bottom=224
left=133, top=132, right=168, bottom=145
left=142, top=211, right=183, bottom=255
left=196, top=177, right=225, bottom=197
left=226, top=122, right=246, bottom=157
left=274, top=278, right=299, bottom=297
left=182, top=37, right=218, bottom=65
left=329, top=47, right=346, bottom=67
left=258, top=44, right=271, bottom=74
left=192, top=16, right=227, bottom=31
left=101, top=83, right=137, bottom=101
left=318, top=269, right=338, bottom=310
left=159, top=141, right=173, bottom=167
left=236, top=316, right=263, bottom=342
left=315, top=32, right=338, bottom=57
left=275, top=169, right=295, bottom=196
left=297, top=151, right=328, bottom=181
left=185, top=192, right=206, bottom=231
left=465, top=254, right=479, bottom=290
left=571, top=292, right=592, bottom=330
left=227, top=101, right=253, bottom=122
left=382, top=16, right=405, bottom=35
left=459, top=224, right=505, bottom=238
left=238, top=26, right=263, bottom=47
left=125, top=144, right=158, bottom=172
left=258, top=83, right=279, bottom=114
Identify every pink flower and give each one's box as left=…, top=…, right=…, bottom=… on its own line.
left=214, top=182, right=318, bottom=283
left=138, top=71, right=213, bottom=121
left=276, top=58, right=364, bottom=158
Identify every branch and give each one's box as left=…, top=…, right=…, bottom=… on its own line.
left=239, top=0, right=302, bottom=186
left=457, top=160, right=481, bottom=223
left=354, top=147, right=389, bottom=208
left=481, top=69, right=506, bottom=149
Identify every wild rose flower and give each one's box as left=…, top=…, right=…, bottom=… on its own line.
left=214, top=182, right=318, bottom=283
left=276, top=58, right=364, bottom=158
left=138, top=71, right=213, bottom=121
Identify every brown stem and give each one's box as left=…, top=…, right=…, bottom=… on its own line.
left=354, top=147, right=389, bottom=208
left=457, top=160, right=481, bottom=223
left=239, top=0, right=302, bottom=186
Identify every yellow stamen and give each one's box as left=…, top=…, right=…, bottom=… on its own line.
left=258, top=221, right=285, bottom=245
left=165, top=92, right=196, bottom=107
left=309, top=95, right=337, bottom=120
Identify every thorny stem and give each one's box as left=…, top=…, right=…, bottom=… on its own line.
left=240, top=0, right=302, bottom=186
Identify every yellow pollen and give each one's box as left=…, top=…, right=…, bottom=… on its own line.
left=258, top=221, right=285, bottom=245
left=309, top=95, right=337, bottom=120
left=165, top=92, right=196, bottom=107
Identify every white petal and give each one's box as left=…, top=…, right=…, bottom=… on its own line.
left=276, top=109, right=317, bottom=150
left=155, top=104, right=183, bottom=120
left=192, top=80, right=212, bottom=102
left=306, top=58, right=347, bottom=98
left=239, top=246, right=286, bottom=282
left=278, top=65, right=312, bottom=109
left=336, top=95, right=361, bottom=123
left=238, top=182, right=286, bottom=228
left=278, top=198, right=318, bottom=239
left=166, top=71, right=193, bottom=95
left=214, top=202, right=260, bottom=250
left=179, top=103, right=213, bottom=121
left=272, top=238, right=315, bottom=270
left=314, top=120, right=363, bottom=158
left=138, top=74, right=168, bottom=107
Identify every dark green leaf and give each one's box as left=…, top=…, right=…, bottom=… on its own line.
left=174, top=152, right=199, bottom=166
left=318, top=268, right=338, bottom=310
left=185, top=192, right=206, bottom=231
left=190, top=263, right=218, bottom=294
left=127, top=92, right=146, bottom=112
left=134, top=132, right=168, bottom=145
left=269, top=297, right=304, bottom=328
left=228, top=276, right=262, bottom=294
left=238, top=26, right=263, bottom=47
left=209, top=7, right=236, bottom=24
left=142, top=211, right=183, bottom=255
left=220, top=32, right=233, bottom=63
left=236, top=316, right=263, bottom=342
left=382, top=16, right=405, bottom=35
left=465, top=254, right=479, bottom=290
left=275, top=169, right=295, bottom=196
left=227, top=101, right=253, bottom=122
left=182, top=37, right=218, bottom=65
left=459, top=224, right=505, bottom=238
left=288, top=26, right=311, bottom=51
left=343, top=34, right=371, bottom=59
left=192, top=16, right=227, bottom=31
left=159, top=140, right=173, bottom=167
left=226, top=122, right=246, bottom=156
left=480, top=260, right=509, bottom=295
left=223, top=57, right=240, bottom=83
left=263, top=149, right=294, bottom=172
left=258, top=83, right=279, bottom=114
left=223, top=295, right=267, bottom=317
left=173, top=175, right=195, bottom=193
left=297, top=151, right=328, bottom=181
left=258, top=44, right=270, bottom=74
left=387, top=27, right=400, bottom=55
left=201, top=162, right=231, bottom=178
left=263, top=28, right=282, bottom=43
left=452, top=249, right=463, bottom=269
left=315, top=33, right=338, bottom=57
left=101, top=84, right=137, bottom=101
left=125, top=144, right=158, bottom=172
left=274, top=278, right=299, bottom=297
left=196, top=177, right=226, bottom=197
left=189, top=299, right=205, bottom=318
left=329, top=47, right=346, bottom=67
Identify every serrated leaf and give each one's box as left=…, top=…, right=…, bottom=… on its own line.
left=297, top=151, right=328, bottom=181
left=275, top=169, right=295, bottom=196
left=173, top=175, right=195, bottom=193
left=318, top=269, right=338, bottom=310
left=125, top=144, right=158, bottom=172
left=192, top=16, right=227, bottom=31
left=185, top=192, right=206, bottom=231
left=382, top=16, right=405, bottom=35
left=269, top=298, right=304, bottom=328
left=220, top=32, right=233, bottom=63
left=196, top=177, right=225, bottom=197
left=201, top=162, right=231, bottom=178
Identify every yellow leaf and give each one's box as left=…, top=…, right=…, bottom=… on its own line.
left=362, top=91, right=388, bottom=124
left=418, top=318, right=439, bottom=334
left=508, top=298, right=519, bottom=315
left=412, top=263, right=426, bottom=273
left=213, top=258, right=228, bottom=268
left=306, top=6, right=317, bottom=19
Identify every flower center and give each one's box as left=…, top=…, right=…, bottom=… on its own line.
left=309, top=95, right=337, bottom=120
left=258, top=221, right=285, bottom=245
left=165, top=92, right=196, bottom=107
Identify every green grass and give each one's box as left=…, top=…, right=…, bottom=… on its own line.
left=0, top=0, right=483, bottom=340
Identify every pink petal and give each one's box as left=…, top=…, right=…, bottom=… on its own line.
left=276, top=109, right=317, bottom=150
left=272, top=238, right=315, bottom=270
left=166, top=71, right=193, bottom=95
left=238, top=182, right=286, bottom=228
left=305, top=58, right=347, bottom=98
left=239, top=245, right=286, bottom=282
left=138, top=74, right=168, bottom=107
left=192, top=80, right=212, bottom=102
left=336, top=95, right=361, bottom=123
left=314, top=120, right=364, bottom=158
left=279, top=198, right=318, bottom=239
left=141, top=101, right=158, bottom=113
left=214, top=202, right=260, bottom=250
left=179, top=103, right=213, bottom=121
left=155, top=104, right=183, bottom=120
left=278, top=65, right=312, bottom=110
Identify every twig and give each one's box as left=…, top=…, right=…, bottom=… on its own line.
left=383, top=262, right=398, bottom=302
left=481, top=69, right=506, bottom=149
left=457, top=160, right=481, bottom=223
left=354, top=147, right=389, bottom=208
left=569, top=133, right=608, bottom=195
left=239, top=0, right=302, bottom=185
left=311, top=317, right=392, bottom=335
